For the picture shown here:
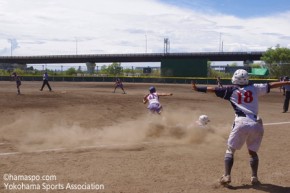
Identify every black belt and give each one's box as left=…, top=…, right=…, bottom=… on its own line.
left=236, top=114, right=257, bottom=119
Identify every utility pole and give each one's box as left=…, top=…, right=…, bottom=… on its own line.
left=164, top=38, right=170, bottom=54
left=145, top=34, right=147, bottom=53
left=10, top=40, right=12, bottom=56
left=219, top=33, right=222, bottom=52
left=75, top=38, right=78, bottom=55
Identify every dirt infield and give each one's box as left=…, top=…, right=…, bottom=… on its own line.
left=0, top=81, right=290, bottom=193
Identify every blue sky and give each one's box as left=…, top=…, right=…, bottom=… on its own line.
left=0, top=0, right=290, bottom=69
left=160, top=0, right=290, bottom=18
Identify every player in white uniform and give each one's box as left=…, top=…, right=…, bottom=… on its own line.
left=192, top=69, right=290, bottom=185
left=196, top=115, right=210, bottom=127
left=143, top=86, right=173, bottom=114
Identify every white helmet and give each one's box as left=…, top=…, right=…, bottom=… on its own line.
left=231, top=69, right=249, bottom=85
left=198, top=115, right=210, bottom=126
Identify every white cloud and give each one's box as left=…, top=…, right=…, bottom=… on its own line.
left=0, top=0, right=290, bottom=56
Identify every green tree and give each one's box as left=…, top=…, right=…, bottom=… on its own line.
left=123, top=68, right=133, bottom=74
left=150, top=68, right=160, bottom=77
left=98, top=65, right=108, bottom=74
left=0, top=69, right=10, bottom=76
left=207, top=61, right=231, bottom=78
left=13, top=68, right=25, bottom=75
left=261, top=47, right=290, bottom=78
left=66, top=67, right=77, bottom=75
left=106, top=62, right=122, bottom=76
left=229, top=62, right=238, bottom=67
left=249, top=63, right=263, bottom=68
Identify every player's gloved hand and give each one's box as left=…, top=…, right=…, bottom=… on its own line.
left=191, top=81, right=197, bottom=91
left=257, top=117, right=263, bottom=124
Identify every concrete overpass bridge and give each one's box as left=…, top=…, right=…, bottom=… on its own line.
left=0, top=51, right=265, bottom=76
left=0, top=51, right=264, bottom=64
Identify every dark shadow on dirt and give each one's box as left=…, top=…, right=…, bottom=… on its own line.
left=227, top=182, right=290, bottom=193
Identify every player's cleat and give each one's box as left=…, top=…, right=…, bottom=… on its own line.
left=251, top=176, right=260, bottom=185
left=220, top=175, right=231, bottom=185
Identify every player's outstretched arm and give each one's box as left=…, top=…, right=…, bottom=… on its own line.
left=269, top=81, right=290, bottom=89
left=143, top=94, right=149, bottom=104
left=191, top=81, right=215, bottom=93
left=158, top=93, right=173, bottom=96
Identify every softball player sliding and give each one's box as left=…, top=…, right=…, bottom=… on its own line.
left=192, top=69, right=290, bottom=186
left=196, top=115, right=210, bottom=127
left=143, top=86, right=173, bottom=114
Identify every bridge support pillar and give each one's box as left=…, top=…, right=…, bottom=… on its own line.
left=11, top=63, right=27, bottom=70
left=243, top=60, right=254, bottom=66
left=86, top=62, right=96, bottom=74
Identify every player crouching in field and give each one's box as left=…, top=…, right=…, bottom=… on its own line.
left=192, top=69, right=290, bottom=186
left=113, top=78, right=126, bottom=94
left=143, top=86, right=173, bottom=114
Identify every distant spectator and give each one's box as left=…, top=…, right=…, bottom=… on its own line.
left=279, top=76, right=285, bottom=95
left=282, top=76, right=290, bottom=113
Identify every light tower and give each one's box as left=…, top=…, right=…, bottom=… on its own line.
left=164, top=38, right=170, bottom=54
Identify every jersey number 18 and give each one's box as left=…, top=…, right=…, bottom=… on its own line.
left=237, top=90, right=253, bottom=104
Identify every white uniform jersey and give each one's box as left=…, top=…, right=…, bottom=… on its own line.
left=215, top=83, right=270, bottom=117
left=146, top=92, right=162, bottom=113
left=43, top=73, right=49, bottom=80
left=230, top=84, right=269, bottom=115
left=147, top=92, right=160, bottom=105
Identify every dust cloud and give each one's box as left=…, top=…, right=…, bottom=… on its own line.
left=1, top=109, right=230, bottom=152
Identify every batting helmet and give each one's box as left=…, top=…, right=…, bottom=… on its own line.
left=149, top=86, right=156, bottom=93
left=231, top=69, right=249, bottom=85
left=198, top=115, right=210, bottom=126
